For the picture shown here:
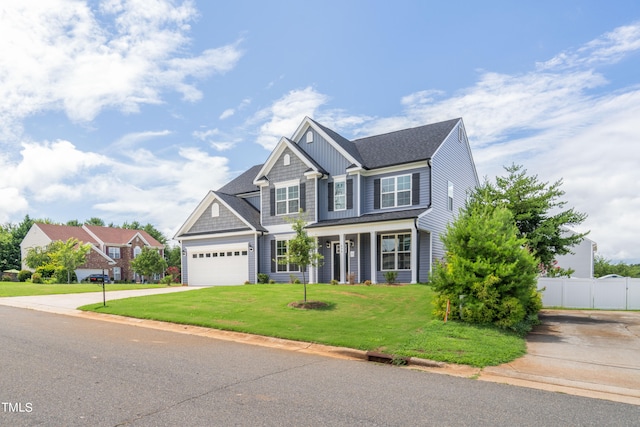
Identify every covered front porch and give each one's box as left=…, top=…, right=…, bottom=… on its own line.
left=306, top=216, right=432, bottom=284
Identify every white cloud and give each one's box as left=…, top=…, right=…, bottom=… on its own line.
left=219, top=109, right=235, bottom=120
left=0, top=0, right=243, bottom=140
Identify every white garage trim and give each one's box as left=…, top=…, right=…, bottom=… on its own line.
left=187, top=243, right=249, bottom=286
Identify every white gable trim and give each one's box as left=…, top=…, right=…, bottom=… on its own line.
left=432, top=118, right=479, bottom=185
left=252, top=137, right=320, bottom=185
left=173, top=191, right=257, bottom=239
left=291, top=117, right=362, bottom=168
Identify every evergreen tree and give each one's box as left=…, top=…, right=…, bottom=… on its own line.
left=431, top=196, right=541, bottom=333
left=481, top=164, right=588, bottom=271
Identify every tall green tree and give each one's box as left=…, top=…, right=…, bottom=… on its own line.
left=85, top=217, right=105, bottom=226
left=480, top=164, right=588, bottom=271
left=277, top=213, right=323, bottom=302
left=130, top=246, right=167, bottom=282
left=48, top=238, right=91, bottom=283
left=430, top=196, right=541, bottom=333
left=7, top=215, right=35, bottom=270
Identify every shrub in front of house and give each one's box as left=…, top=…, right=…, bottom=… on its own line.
left=31, top=273, right=43, bottom=284
left=18, top=270, right=32, bottom=282
left=384, top=271, right=398, bottom=285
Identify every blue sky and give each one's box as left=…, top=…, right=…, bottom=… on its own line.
left=1, top=1, right=640, bottom=263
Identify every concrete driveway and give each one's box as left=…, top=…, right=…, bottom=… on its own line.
left=481, top=310, right=640, bottom=405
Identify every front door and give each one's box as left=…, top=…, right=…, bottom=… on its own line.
left=332, top=242, right=350, bottom=282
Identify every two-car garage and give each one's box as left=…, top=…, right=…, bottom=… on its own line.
left=186, top=244, right=249, bottom=286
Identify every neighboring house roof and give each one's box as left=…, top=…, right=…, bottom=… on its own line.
left=353, top=118, right=460, bottom=169
left=33, top=223, right=163, bottom=248
left=306, top=208, right=427, bottom=228
left=83, top=224, right=163, bottom=248
left=218, top=164, right=264, bottom=195
left=214, top=192, right=267, bottom=233
left=34, top=223, right=99, bottom=245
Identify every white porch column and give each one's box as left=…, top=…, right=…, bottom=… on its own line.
left=411, top=227, right=418, bottom=284
left=370, top=230, right=377, bottom=284
left=339, top=233, right=346, bottom=284
left=309, top=237, right=317, bottom=284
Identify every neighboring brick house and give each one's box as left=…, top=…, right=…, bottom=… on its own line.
left=20, top=223, right=164, bottom=282
left=175, top=116, right=479, bottom=285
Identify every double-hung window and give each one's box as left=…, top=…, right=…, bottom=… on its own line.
left=108, top=247, right=121, bottom=259
left=333, top=179, right=346, bottom=211
left=381, top=175, right=411, bottom=208
left=276, top=184, right=299, bottom=215
left=381, top=233, right=411, bottom=270
left=276, top=240, right=299, bottom=272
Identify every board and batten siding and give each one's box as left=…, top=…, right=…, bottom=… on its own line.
left=418, top=122, right=479, bottom=263
left=188, top=201, right=248, bottom=234
left=260, top=147, right=316, bottom=227
left=181, top=235, right=256, bottom=284
left=295, top=128, right=353, bottom=176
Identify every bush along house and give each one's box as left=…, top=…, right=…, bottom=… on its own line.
left=174, top=117, right=479, bottom=285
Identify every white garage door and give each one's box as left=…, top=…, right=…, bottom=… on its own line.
left=187, top=244, right=249, bottom=286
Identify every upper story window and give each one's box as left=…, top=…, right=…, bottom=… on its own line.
left=381, top=175, right=411, bottom=208
left=211, top=202, right=219, bottom=217
left=133, top=246, right=142, bottom=258
left=306, top=130, right=313, bottom=143
left=283, top=154, right=290, bottom=166
left=448, top=181, right=454, bottom=211
left=108, top=247, right=121, bottom=259
left=276, top=184, right=299, bottom=215
left=333, top=179, right=346, bottom=211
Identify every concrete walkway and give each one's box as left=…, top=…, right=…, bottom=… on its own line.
left=1, top=290, right=638, bottom=406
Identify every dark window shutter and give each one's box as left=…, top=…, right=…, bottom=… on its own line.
left=347, top=179, right=353, bottom=210
left=270, top=188, right=275, bottom=216
left=412, top=173, right=420, bottom=205
left=328, top=182, right=334, bottom=212
left=374, top=179, right=380, bottom=209
left=299, top=183, right=306, bottom=212
left=376, top=234, right=380, bottom=272
left=271, top=240, right=276, bottom=273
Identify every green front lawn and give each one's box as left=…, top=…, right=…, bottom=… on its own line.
left=80, top=284, right=525, bottom=367
left=0, top=282, right=179, bottom=297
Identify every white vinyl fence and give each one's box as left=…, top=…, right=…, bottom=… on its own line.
left=538, top=277, right=640, bottom=310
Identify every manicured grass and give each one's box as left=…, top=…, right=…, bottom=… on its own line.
left=0, top=282, right=178, bottom=297
left=80, top=284, right=525, bottom=367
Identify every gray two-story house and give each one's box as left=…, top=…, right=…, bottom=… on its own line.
left=174, top=116, right=479, bottom=285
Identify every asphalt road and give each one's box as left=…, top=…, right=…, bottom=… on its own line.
left=1, top=306, right=638, bottom=427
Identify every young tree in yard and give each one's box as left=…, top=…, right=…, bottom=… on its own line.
left=25, top=238, right=91, bottom=283
left=480, top=164, right=588, bottom=272
left=48, top=238, right=92, bottom=283
left=430, top=196, right=541, bottom=334
left=278, top=213, right=323, bottom=303
left=130, top=247, right=168, bottom=282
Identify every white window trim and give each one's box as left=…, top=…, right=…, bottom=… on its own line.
left=333, top=178, right=346, bottom=211
left=211, top=202, right=220, bottom=217
left=306, top=130, right=313, bottom=143
left=283, top=154, right=290, bottom=166
left=380, top=233, right=411, bottom=271
left=381, top=174, right=412, bottom=209
left=108, top=247, right=121, bottom=259
left=448, top=181, right=454, bottom=211
left=276, top=239, right=300, bottom=272
left=275, top=181, right=300, bottom=216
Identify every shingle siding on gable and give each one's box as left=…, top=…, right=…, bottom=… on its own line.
left=418, top=122, right=478, bottom=263
left=261, top=147, right=316, bottom=226
left=188, top=201, right=247, bottom=234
